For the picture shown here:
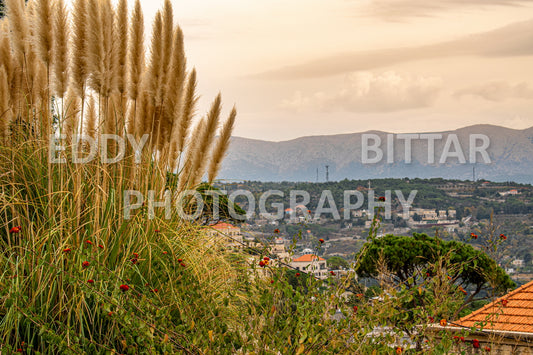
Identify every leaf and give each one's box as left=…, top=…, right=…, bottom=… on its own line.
left=208, top=330, right=214, bottom=343
left=190, top=320, right=195, bottom=330
left=296, top=344, right=305, bottom=355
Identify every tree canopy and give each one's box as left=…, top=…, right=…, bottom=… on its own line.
left=355, top=233, right=515, bottom=305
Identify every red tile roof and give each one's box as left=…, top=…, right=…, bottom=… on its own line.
left=454, top=280, right=533, bottom=333
left=210, top=222, right=239, bottom=230
left=293, top=254, right=325, bottom=262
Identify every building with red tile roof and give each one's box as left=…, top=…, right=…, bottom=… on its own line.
left=291, top=254, right=327, bottom=279
left=431, top=280, right=533, bottom=354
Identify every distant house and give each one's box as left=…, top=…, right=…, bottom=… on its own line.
left=206, top=222, right=243, bottom=247
left=431, top=280, right=533, bottom=354
left=291, top=254, right=327, bottom=279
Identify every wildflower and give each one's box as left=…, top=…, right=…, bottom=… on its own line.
left=484, top=346, right=491, bottom=352
left=273, top=229, right=280, bottom=234
left=259, top=260, right=266, bottom=267
left=155, top=229, right=160, bottom=233
left=395, top=347, right=403, bottom=354
left=177, top=258, right=183, bottom=262
left=163, top=251, right=168, bottom=255
left=82, top=261, right=90, bottom=268
left=17, top=349, right=22, bottom=353
left=152, top=289, right=159, bottom=293
left=296, top=272, right=301, bottom=277
left=502, top=299, right=508, bottom=306
left=9, top=226, right=21, bottom=234
left=460, top=336, right=465, bottom=342
left=428, top=316, right=434, bottom=322
left=330, top=271, right=336, bottom=276
left=453, top=336, right=460, bottom=342
left=353, top=305, right=358, bottom=313
left=472, top=339, right=480, bottom=348
left=426, top=272, right=430, bottom=278
left=307, top=210, right=312, bottom=214
left=440, top=319, right=447, bottom=327
left=378, top=196, right=386, bottom=202
left=130, top=258, right=138, bottom=264
left=119, top=284, right=130, bottom=292
left=87, top=279, right=94, bottom=284
left=108, top=311, right=113, bottom=316
left=319, top=238, right=325, bottom=243
left=470, top=233, right=478, bottom=239
left=263, top=256, right=270, bottom=261
left=63, top=248, right=71, bottom=253
left=133, top=253, right=139, bottom=258
left=356, top=293, right=363, bottom=298
left=180, top=262, right=186, bottom=267
left=500, top=234, right=507, bottom=240
left=98, top=244, right=104, bottom=249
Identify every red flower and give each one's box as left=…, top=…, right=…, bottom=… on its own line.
left=440, top=319, right=447, bottom=327
left=484, top=346, right=491, bottom=352
left=87, top=279, right=94, bottom=284
left=85, top=240, right=93, bottom=245
left=177, top=258, right=183, bottom=262
left=264, top=256, right=270, bottom=261
left=108, top=311, right=113, bottom=316
left=17, top=349, right=22, bottom=353
left=296, top=272, right=301, bottom=277
left=119, top=284, right=129, bottom=292
left=9, top=226, right=21, bottom=234
left=63, top=248, right=71, bottom=253
left=152, top=289, right=159, bottom=293
left=472, top=339, right=480, bottom=348
left=319, top=239, right=325, bottom=243
left=395, top=347, right=403, bottom=354
left=273, top=229, right=280, bottom=234
left=270, top=280, right=274, bottom=284
left=133, top=253, right=139, bottom=258
left=470, top=233, right=478, bottom=239
left=460, top=336, right=465, bottom=342
left=82, top=261, right=90, bottom=268
left=180, top=262, right=186, bottom=267
left=130, top=258, right=138, bottom=264
left=98, top=244, right=104, bottom=249
left=353, top=305, right=358, bottom=313
left=502, top=299, right=508, bottom=306
left=453, top=336, right=460, bottom=342
left=500, top=234, right=507, bottom=240
left=163, top=251, right=168, bottom=255
left=428, top=316, right=434, bottom=322
left=155, top=229, right=160, bottom=233
left=330, top=271, right=336, bottom=276
left=307, top=210, right=311, bottom=214
left=259, top=261, right=266, bottom=267
left=378, top=196, right=386, bottom=202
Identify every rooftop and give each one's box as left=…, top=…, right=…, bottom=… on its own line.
left=454, top=280, right=533, bottom=333
left=210, top=222, right=239, bottom=230
left=293, top=254, right=326, bottom=262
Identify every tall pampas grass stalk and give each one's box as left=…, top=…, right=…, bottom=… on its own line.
left=208, top=106, right=237, bottom=183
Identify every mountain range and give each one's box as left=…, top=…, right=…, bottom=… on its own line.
left=218, top=125, right=533, bottom=184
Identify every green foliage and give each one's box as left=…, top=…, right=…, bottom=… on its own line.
left=355, top=233, right=515, bottom=302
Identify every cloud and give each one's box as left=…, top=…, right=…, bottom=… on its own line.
left=360, top=0, right=530, bottom=21
left=255, top=19, right=533, bottom=80
left=455, top=81, right=533, bottom=101
left=280, top=71, right=442, bottom=113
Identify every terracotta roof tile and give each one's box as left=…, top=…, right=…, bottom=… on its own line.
left=454, top=280, right=533, bottom=334
left=293, top=254, right=326, bottom=262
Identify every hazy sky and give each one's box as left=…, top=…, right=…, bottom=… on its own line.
left=119, top=0, right=533, bottom=140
